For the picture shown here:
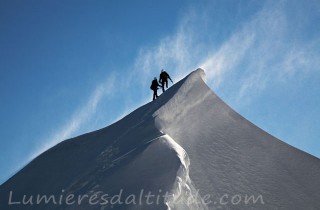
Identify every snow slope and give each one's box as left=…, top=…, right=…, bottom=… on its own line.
left=1, top=69, right=319, bottom=210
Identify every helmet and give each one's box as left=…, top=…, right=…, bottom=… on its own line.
left=161, top=69, right=164, bottom=73
left=154, top=77, right=157, bottom=80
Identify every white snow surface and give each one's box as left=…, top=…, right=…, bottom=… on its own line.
left=1, top=69, right=320, bottom=210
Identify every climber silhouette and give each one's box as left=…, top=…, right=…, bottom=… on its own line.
left=150, top=77, right=161, bottom=101
left=159, top=69, right=173, bottom=93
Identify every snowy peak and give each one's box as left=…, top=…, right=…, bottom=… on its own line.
left=1, top=68, right=320, bottom=210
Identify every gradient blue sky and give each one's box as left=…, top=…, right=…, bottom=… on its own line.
left=1, top=0, right=319, bottom=184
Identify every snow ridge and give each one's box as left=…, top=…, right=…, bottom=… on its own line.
left=162, top=135, right=208, bottom=210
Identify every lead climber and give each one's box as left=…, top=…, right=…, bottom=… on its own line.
left=159, top=69, right=173, bottom=93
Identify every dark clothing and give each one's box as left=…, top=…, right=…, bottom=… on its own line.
left=160, top=80, right=168, bottom=93
left=159, top=71, right=172, bottom=93
left=159, top=71, right=172, bottom=83
left=150, top=79, right=161, bottom=100
left=150, top=79, right=160, bottom=90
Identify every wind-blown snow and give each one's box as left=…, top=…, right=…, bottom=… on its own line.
left=1, top=69, right=319, bottom=210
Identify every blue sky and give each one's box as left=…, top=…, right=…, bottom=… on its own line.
left=0, top=0, right=319, bottom=184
